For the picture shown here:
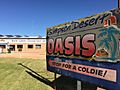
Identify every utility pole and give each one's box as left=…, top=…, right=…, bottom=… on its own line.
left=118, top=0, right=120, bottom=8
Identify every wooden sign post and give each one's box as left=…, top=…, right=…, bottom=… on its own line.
left=118, top=0, right=120, bottom=8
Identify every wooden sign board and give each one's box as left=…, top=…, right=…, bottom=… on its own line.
left=46, top=8, right=120, bottom=90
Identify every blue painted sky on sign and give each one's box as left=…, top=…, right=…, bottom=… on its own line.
left=0, top=0, right=117, bottom=37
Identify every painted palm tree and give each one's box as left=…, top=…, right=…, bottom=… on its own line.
left=97, top=26, right=120, bottom=60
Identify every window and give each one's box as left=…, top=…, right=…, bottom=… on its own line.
left=10, top=45, right=15, bottom=51
left=28, top=45, right=33, bottom=49
left=0, top=45, right=6, bottom=49
left=17, top=45, right=23, bottom=51
left=36, top=44, right=41, bottom=49
left=17, top=45, right=23, bottom=48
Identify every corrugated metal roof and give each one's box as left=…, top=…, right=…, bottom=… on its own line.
left=5, top=35, right=14, bottom=37
left=14, top=35, right=22, bottom=37
left=0, top=35, right=4, bottom=37
left=0, top=35, right=44, bottom=38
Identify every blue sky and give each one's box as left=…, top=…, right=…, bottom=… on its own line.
left=0, top=0, right=118, bottom=37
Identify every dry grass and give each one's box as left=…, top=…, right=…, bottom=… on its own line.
left=0, top=58, right=53, bottom=90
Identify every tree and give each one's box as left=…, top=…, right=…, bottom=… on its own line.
left=97, top=26, right=120, bottom=60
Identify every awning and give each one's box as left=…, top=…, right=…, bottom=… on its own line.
left=0, top=43, right=8, bottom=45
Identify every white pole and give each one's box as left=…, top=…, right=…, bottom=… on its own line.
left=77, top=80, right=81, bottom=90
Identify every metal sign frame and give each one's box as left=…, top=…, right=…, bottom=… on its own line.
left=46, top=8, right=120, bottom=90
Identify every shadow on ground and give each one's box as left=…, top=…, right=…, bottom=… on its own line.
left=18, top=63, right=98, bottom=90
left=18, top=63, right=54, bottom=88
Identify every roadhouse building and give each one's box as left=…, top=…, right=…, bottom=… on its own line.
left=0, top=35, right=46, bottom=59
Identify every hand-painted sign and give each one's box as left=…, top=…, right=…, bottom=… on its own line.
left=46, top=8, right=120, bottom=90
left=49, top=59, right=116, bottom=82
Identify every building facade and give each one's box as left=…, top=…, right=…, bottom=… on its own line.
left=0, top=35, right=46, bottom=59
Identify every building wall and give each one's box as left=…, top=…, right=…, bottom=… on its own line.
left=8, top=43, right=46, bottom=53
left=0, top=38, right=46, bottom=59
